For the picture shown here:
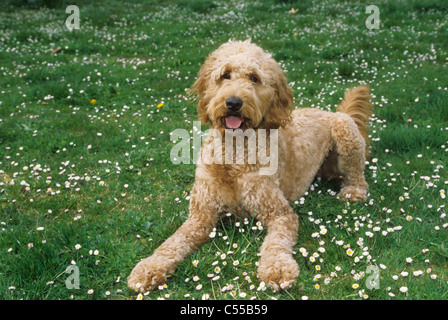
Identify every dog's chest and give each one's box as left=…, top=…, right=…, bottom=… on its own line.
left=208, top=163, right=246, bottom=191
left=201, top=163, right=255, bottom=214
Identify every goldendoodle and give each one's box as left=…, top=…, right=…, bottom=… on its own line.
left=128, top=40, right=372, bottom=292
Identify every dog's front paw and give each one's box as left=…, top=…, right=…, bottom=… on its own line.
left=128, top=257, right=168, bottom=292
left=337, top=186, right=367, bottom=202
left=258, top=254, right=300, bottom=291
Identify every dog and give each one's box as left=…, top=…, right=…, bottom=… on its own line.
left=128, top=40, right=372, bottom=292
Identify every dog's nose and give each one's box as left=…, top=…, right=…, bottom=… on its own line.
left=226, top=96, right=243, bottom=112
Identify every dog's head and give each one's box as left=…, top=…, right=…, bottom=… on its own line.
left=191, top=40, right=293, bottom=132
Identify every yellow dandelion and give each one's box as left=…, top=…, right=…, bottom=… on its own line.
left=157, top=103, right=164, bottom=108
left=288, top=8, right=299, bottom=14
left=90, top=99, right=96, bottom=104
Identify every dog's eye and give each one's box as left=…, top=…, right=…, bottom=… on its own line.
left=249, top=75, right=259, bottom=83
left=221, top=72, right=231, bottom=80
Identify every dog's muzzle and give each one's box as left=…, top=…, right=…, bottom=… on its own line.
left=225, top=96, right=244, bottom=129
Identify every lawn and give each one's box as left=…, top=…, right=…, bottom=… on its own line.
left=0, top=0, right=447, bottom=300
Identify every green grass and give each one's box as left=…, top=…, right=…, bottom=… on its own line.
left=0, top=0, right=447, bottom=300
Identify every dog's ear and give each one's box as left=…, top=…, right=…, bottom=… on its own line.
left=189, top=55, right=217, bottom=125
left=262, top=64, right=293, bottom=129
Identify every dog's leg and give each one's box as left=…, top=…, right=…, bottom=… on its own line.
left=258, top=209, right=300, bottom=290
left=242, top=180, right=300, bottom=290
left=128, top=180, right=220, bottom=292
left=331, top=113, right=369, bottom=201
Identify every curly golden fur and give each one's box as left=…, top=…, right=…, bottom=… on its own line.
left=128, top=40, right=372, bottom=292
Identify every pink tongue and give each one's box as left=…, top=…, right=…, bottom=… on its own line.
left=225, top=116, right=243, bottom=129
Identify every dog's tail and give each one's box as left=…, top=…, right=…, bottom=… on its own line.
left=337, top=86, right=373, bottom=157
